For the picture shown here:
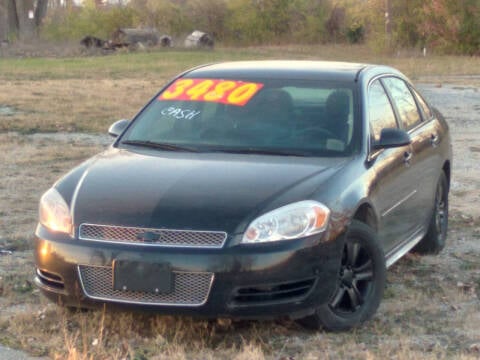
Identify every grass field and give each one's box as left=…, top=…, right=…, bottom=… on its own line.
left=1, top=45, right=479, bottom=80
left=0, top=45, right=479, bottom=359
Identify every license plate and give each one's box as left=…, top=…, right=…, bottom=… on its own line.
left=113, top=260, right=173, bottom=294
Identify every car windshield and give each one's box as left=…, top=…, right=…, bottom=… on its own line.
left=121, top=78, right=359, bottom=157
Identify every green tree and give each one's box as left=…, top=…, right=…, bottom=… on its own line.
left=391, top=0, right=425, bottom=48
left=129, top=0, right=190, bottom=35
left=185, top=0, right=228, bottom=40
left=225, top=0, right=266, bottom=44
left=225, top=0, right=329, bottom=44
left=257, top=0, right=292, bottom=37
left=456, top=0, right=480, bottom=55
left=288, top=0, right=330, bottom=43
left=421, top=0, right=480, bottom=54
left=41, top=3, right=137, bottom=41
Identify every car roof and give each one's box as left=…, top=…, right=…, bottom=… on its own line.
left=184, top=60, right=400, bottom=82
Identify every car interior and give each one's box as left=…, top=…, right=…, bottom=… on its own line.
left=129, top=86, right=356, bottom=154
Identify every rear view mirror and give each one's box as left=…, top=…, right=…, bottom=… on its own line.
left=373, top=128, right=411, bottom=150
left=108, top=119, right=129, bottom=138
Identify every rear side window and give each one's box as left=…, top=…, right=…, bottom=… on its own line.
left=411, top=88, right=433, bottom=120
left=368, top=80, right=397, bottom=142
left=382, top=77, right=422, bottom=130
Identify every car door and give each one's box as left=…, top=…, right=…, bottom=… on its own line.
left=409, top=86, right=445, bottom=217
left=366, top=79, right=419, bottom=254
left=382, top=77, right=436, bottom=236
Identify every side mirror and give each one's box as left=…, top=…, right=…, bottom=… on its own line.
left=108, top=119, right=129, bottom=138
left=373, top=128, right=411, bottom=150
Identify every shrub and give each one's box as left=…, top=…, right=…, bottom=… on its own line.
left=346, top=23, right=364, bottom=44
left=41, top=4, right=138, bottom=41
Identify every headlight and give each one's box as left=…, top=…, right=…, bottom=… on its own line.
left=242, top=200, right=330, bottom=244
left=39, top=188, right=72, bottom=234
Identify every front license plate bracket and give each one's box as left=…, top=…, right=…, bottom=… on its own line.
left=113, top=260, right=173, bottom=294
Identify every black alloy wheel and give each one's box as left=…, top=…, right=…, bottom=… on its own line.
left=297, top=220, right=386, bottom=331
left=330, top=239, right=375, bottom=315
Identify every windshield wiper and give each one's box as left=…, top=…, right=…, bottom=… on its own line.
left=121, top=140, right=199, bottom=152
left=209, top=147, right=309, bottom=157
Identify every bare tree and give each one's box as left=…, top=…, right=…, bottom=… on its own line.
left=384, top=0, right=392, bottom=48
left=35, top=0, right=48, bottom=27
left=0, top=1, right=8, bottom=41
left=14, top=0, right=35, bottom=38
left=1, top=0, right=48, bottom=40
left=326, top=5, right=346, bottom=42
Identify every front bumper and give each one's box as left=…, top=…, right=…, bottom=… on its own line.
left=34, top=224, right=344, bottom=320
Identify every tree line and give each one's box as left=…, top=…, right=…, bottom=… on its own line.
left=1, top=0, right=479, bottom=55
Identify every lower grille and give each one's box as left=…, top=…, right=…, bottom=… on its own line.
left=231, top=278, right=316, bottom=305
left=78, top=265, right=213, bottom=306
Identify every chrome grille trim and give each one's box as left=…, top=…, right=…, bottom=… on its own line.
left=36, top=268, right=64, bottom=286
left=78, top=223, right=227, bottom=248
left=77, top=265, right=214, bottom=306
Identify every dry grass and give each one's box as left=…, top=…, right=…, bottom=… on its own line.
left=0, top=79, right=161, bottom=133
left=1, top=253, right=479, bottom=360
left=0, top=124, right=479, bottom=360
left=0, top=133, right=102, bottom=238
left=0, top=46, right=479, bottom=359
left=0, top=44, right=479, bottom=80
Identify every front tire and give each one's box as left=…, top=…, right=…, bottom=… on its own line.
left=298, top=220, right=386, bottom=331
left=413, top=172, right=448, bottom=254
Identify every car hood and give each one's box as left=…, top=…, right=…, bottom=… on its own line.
left=64, top=147, right=345, bottom=234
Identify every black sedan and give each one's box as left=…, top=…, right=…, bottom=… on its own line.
left=35, top=61, right=452, bottom=331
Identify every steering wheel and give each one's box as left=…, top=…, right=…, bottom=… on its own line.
left=294, top=127, right=337, bottom=141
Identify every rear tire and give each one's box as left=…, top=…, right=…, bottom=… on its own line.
left=413, top=172, right=448, bottom=254
left=297, top=220, right=386, bottom=331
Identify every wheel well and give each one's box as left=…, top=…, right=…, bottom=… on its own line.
left=353, top=204, right=377, bottom=232
left=442, top=161, right=451, bottom=191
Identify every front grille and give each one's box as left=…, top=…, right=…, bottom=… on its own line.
left=231, top=278, right=316, bottom=305
left=79, top=223, right=227, bottom=248
left=78, top=265, right=213, bottom=306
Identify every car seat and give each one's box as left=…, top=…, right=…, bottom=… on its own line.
left=325, top=90, right=350, bottom=144
left=247, top=89, right=294, bottom=143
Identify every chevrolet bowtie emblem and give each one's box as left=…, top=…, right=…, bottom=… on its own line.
left=136, top=231, right=160, bottom=243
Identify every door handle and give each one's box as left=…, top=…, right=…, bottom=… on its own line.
left=430, top=133, right=439, bottom=147
left=404, top=151, right=412, bottom=166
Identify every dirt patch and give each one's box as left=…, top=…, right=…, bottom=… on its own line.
left=418, top=82, right=480, bottom=221
left=0, top=80, right=479, bottom=359
left=25, top=132, right=112, bottom=147
left=0, top=105, right=21, bottom=117
left=0, top=132, right=107, bottom=241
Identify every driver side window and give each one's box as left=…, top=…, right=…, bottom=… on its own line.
left=368, top=80, right=398, bottom=143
